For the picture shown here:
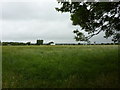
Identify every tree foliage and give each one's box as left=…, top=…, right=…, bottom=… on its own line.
left=56, top=2, right=120, bottom=42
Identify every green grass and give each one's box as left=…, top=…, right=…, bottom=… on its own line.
left=2, top=45, right=119, bottom=88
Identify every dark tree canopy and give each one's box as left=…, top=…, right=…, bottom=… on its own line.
left=56, top=2, right=120, bottom=43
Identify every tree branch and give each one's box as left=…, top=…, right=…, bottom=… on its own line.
left=87, top=29, right=102, bottom=39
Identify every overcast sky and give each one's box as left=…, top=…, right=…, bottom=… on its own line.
left=0, top=0, right=113, bottom=43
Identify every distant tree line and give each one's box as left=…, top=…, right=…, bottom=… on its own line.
left=0, top=40, right=119, bottom=46
left=1, top=40, right=55, bottom=46
left=45, top=42, right=119, bottom=45
left=78, top=43, right=118, bottom=45
left=2, top=42, right=31, bottom=46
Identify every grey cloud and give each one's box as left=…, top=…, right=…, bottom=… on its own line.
left=1, top=2, right=69, bottom=21
left=2, top=19, right=75, bottom=43
left=1, top=0, right=113, bottom=43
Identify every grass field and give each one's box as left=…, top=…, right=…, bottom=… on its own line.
left=2, top=45, right=119, bottom=88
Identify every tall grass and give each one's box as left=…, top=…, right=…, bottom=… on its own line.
left=2, top=45, right=119, bottom=88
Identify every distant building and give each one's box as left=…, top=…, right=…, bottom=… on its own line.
left=47, top=41, right=55, bottom=45
left=36, top=40, right=43, bottom=45
left=50, top=42, right=55, bottom=45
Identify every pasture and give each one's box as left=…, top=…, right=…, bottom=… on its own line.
left=2, top=45, right=119, bottom=88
